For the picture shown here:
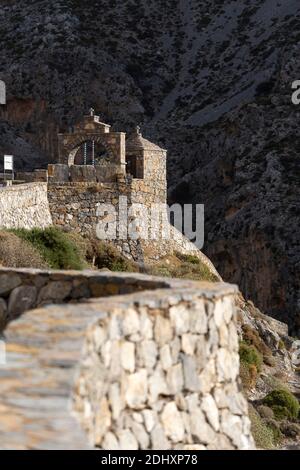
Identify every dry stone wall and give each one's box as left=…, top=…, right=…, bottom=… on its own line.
left=143, top=149, right=167, bottom=186
left=0, top=180, right=218, bottom=281
left=48, top=164, right=123, bottom=184
left=15, top=169, right=48, bottom=182
left=47, top=180, right=167, bottom=236
left=0, top=268, right=168, bottom=330
left=0, top=183, right=52, bottom=230
left=0, top=268, right=254, bottom=450
left=0, top=176, right=203, bottom=265
left=47, top=181, right=216, bottom=268
left=48, top=181, right=128, bottom=235
left=73, top=282, right=254, bottom=450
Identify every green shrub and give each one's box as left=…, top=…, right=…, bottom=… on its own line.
left=91, top=241, right=138, bottom=273
left=242, top=324, right=272, bottom=357
left=265, top=419, right=282, bottom=445
left=242, top=324, right=274, bottom=367
left=172, top=260, right=219, bottom=282
left=240, top=362, right=258, bottom=390
left=272, top=405, right=293, bottom=421
left=150, top=252, right=219, bottom=282
left=239, top=342, right=263, bottom=372
left=65, top=231, right=92, bottom=262
left=151, top=266, right=172, bottom=277
left=176, top=252, right=200, bottom=265
left=10, top=227, right=85, bottom=270
left=263, top=390, right=300, bottom=420
left=248, top=404, right=275, bottom=449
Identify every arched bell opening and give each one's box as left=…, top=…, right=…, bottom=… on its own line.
left=68, top=141, right=112, bottom=166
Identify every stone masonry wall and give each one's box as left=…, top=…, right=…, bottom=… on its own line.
left=0, top=183, right=52, bottom=230
left=47, top=181, right=167, bottom=239
left=0, top=268, right=254, bottom=449
left=0, top=181, right=218, bottom=276
left=47, top=182, right=129, bottom=236
left=143, top=149, right=167, bottom=186
left=47, top=181, right=143, bottom=259
left=73, top=282, right=254, bottom=450
left=0, top=176, right=201, bottom=265
left=0, top=268, right=168, bottom=331
left=47, top=181, right=218, bottom=270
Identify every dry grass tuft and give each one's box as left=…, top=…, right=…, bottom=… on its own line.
left=0, top=230, right=48, bottom=269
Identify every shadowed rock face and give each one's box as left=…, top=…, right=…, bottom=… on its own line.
left=169, top=92, right=300, bottom=333
left=0, top=0, right=299, bottom=328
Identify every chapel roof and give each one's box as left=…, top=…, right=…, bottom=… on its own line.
left=126, top=127, right=166, bottom=152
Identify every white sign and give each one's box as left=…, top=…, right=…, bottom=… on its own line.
left=0, top=80, right=6, bottom=105
left=4, top=155, right=13, bottom=171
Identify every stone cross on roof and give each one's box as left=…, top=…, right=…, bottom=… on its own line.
left=136, top=125, right=141, bottom=135
left=89, top=107, right=95, bottom=116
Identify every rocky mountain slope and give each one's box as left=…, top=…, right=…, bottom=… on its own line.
left=0, top=0, right=299, bottom=331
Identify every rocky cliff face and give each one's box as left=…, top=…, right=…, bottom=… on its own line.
left=0, top=0, right=299, bottom=330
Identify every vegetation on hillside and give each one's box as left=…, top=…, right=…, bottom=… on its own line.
left=0, top=228, right=217, bottom=283
left=239, top=322, right=300, bottom=449
left=0, top=230, right=47, bottom=269
left=239, top=341, right=263, bottom=373
left=88, top=241, right=138, bottom=273
left=248, top=404, right=281, bottom=449
left=1, top=227, right=299, bottom=449
left=239, top=342, right=263, bottom=391
left=263, top=390, right=300, bottom=421
left=9, top=227, right=86, bottom=270
left=147, top=252, right=219, bottom=282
